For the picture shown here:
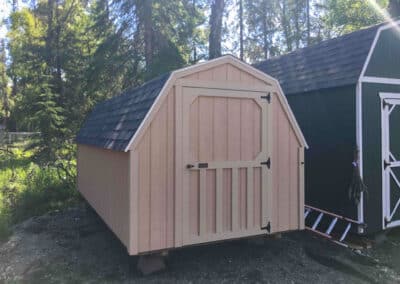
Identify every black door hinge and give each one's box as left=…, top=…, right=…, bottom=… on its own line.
left=261, top=158, right=271, bottom=169
left=261, top=221, right=271, bottom=233
left=261, top=93, right=271, bottom=104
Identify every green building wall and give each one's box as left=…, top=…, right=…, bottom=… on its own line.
left=286, top=85, right=358, bottom=220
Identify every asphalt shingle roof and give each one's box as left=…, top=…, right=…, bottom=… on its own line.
left=76, top=73, right=170, bottom=151
left=254, top=24, right=381, bottom=95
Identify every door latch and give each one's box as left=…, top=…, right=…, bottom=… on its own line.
left=186, top=164, right=194, bottom=169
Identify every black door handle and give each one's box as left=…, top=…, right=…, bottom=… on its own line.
left=186, top=164, right=194, bottom=169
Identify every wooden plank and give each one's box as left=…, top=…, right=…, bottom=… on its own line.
left=138, top=132, right=151, bottom=252
left=177, top=79, right=274, bottom=94
left=174, top=85, right=183, bottom=247
left=166, top=91, right=175, bottom=247
left=199, top=97, right=213, bottom=161
left=228, top=99, right=241, bottom=161
left=247, top=167, right=254, bottom=229
left=213, top=97, right=228, bottom=161
left=226, top=63, right=241, bottom=81
left=129, top=150, right=139, bottom=255
left=298, top=147, right=305, bottom=230
left=216, top=168, right=223, bottom=233
left=212, top=64, right=228, bottom=81
left=200, top=169, right=207, bottom=237
left=232, top=167, right=239, bottom=231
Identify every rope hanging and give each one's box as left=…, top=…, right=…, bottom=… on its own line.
left=348, top=149, right=368, bottom=204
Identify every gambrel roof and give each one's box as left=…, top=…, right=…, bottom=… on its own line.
left=77, top=55, right=308, bottom=151
left=76, top=73, right=170, bottom=151
left=254, top=24, right=382, bottom=95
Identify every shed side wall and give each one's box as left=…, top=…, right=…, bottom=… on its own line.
left=286, top=86, right=357, bottom=219
left=77, top=144, right=130, bottom=247
left=272, top=93, right=303, bottom=232
left=133, top=89, right=175, bottom=253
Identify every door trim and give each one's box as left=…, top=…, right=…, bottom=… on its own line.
left=380, top=92, right=400, bottom=229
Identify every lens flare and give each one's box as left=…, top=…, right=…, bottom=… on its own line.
left=366, top=0, right=400, bottom=35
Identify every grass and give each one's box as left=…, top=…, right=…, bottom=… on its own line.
left=0, top=141, right=80, bottom=241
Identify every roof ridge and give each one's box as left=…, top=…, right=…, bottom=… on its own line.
left=254, top=22, right=384, bottom=66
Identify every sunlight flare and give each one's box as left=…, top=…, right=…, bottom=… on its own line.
left=366, top=0, right=400, bottom=35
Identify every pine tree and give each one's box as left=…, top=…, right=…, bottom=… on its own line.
left=209, top=0, right=225, bottom=59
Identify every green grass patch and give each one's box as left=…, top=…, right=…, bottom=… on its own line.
left=0, top=142, right=79, bottom=241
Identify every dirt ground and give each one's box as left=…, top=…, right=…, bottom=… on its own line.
left=1, top=205, right=400, bottom=283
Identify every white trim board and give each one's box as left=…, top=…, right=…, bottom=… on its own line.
left=356, top=20, right=400, bottom=227
left=361, top=77, right=400, bottom=85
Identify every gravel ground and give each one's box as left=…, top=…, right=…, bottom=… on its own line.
left=1, top=205, right=400, bottom=283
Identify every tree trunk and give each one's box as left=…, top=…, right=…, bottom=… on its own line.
left=261, top=1, right=269, bottom=59
left=389, top=0, right=400, bottom=18
left=143, top=0, right=153, bottom=69
left=239, top=0, right=244, bottom=60
left=281, top=1, right=292, bottom=52
left=209, top=0, right=225, bottom=59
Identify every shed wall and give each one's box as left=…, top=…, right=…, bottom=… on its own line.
left=365, top=28, right=400, bottom=79
left=130, top=63, right=304, bottom=254
left=286, top=86, right=357, bottom=219
left=77, top=144, right=130, bottom=247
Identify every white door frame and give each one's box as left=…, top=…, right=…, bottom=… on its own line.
left=380, top=92, right=400, bottom=229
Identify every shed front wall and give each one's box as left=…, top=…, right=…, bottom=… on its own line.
left=130, top=63, right=304, bottom=254
left=77, top=144, right=130, bottom=247
left=362, top=83, right=400, bottom=233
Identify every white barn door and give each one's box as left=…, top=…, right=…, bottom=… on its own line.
left=381, top=93, right=400, bottom=229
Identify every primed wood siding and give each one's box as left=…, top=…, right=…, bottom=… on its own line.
left=129, top=63, right=304, bottom=254
left=183, top=63, right=271, bottom=87
left=272, top=93, right=302, bottom=232
left=77, top=144, right=130, bottom=247
left=133, top=89, right=175, bottom=253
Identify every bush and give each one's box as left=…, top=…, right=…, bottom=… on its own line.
left=0, top=143, right=80, bottom=241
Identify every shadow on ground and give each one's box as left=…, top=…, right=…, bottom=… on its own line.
left=1, top=205, right=400, bottom=283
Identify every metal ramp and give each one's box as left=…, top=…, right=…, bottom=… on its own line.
left=304, top=205, right=365, bottom=248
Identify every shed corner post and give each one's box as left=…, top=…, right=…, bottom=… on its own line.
left=298, top=146, right=305, bottom=230
left=128, top=149, right=139, bottom=255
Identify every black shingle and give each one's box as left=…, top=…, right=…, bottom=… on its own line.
left=76, top=73, right=170, bottom=151
left=254, top=24, right=381, bottom=95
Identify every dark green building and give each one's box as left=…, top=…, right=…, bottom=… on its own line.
left=255, top=21, right=400, bottom=234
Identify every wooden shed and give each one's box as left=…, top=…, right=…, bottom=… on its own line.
left=255, top=21, right=400, bottom=234
left=76, top=55, right=307, bottom=255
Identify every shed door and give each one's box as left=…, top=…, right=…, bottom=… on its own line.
left=180, top=87, right=272, bottom=245
left=381, top=93, right=400, bottom=229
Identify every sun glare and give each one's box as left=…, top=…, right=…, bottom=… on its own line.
left=366, top=0, right=400, bottom=35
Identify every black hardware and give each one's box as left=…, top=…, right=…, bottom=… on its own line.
left=384, top=160, right=391, bottom=169
left=383, top=99, right=391, bottom=108
left=198, top=163, right=208, bottom=169
left=186, top=164, right=194, bottom=169
left=261, top=93, right=271, bottom=103
left=261, top=221, right=271, bottom=233
left=261, top=158, right=271, bottom=169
